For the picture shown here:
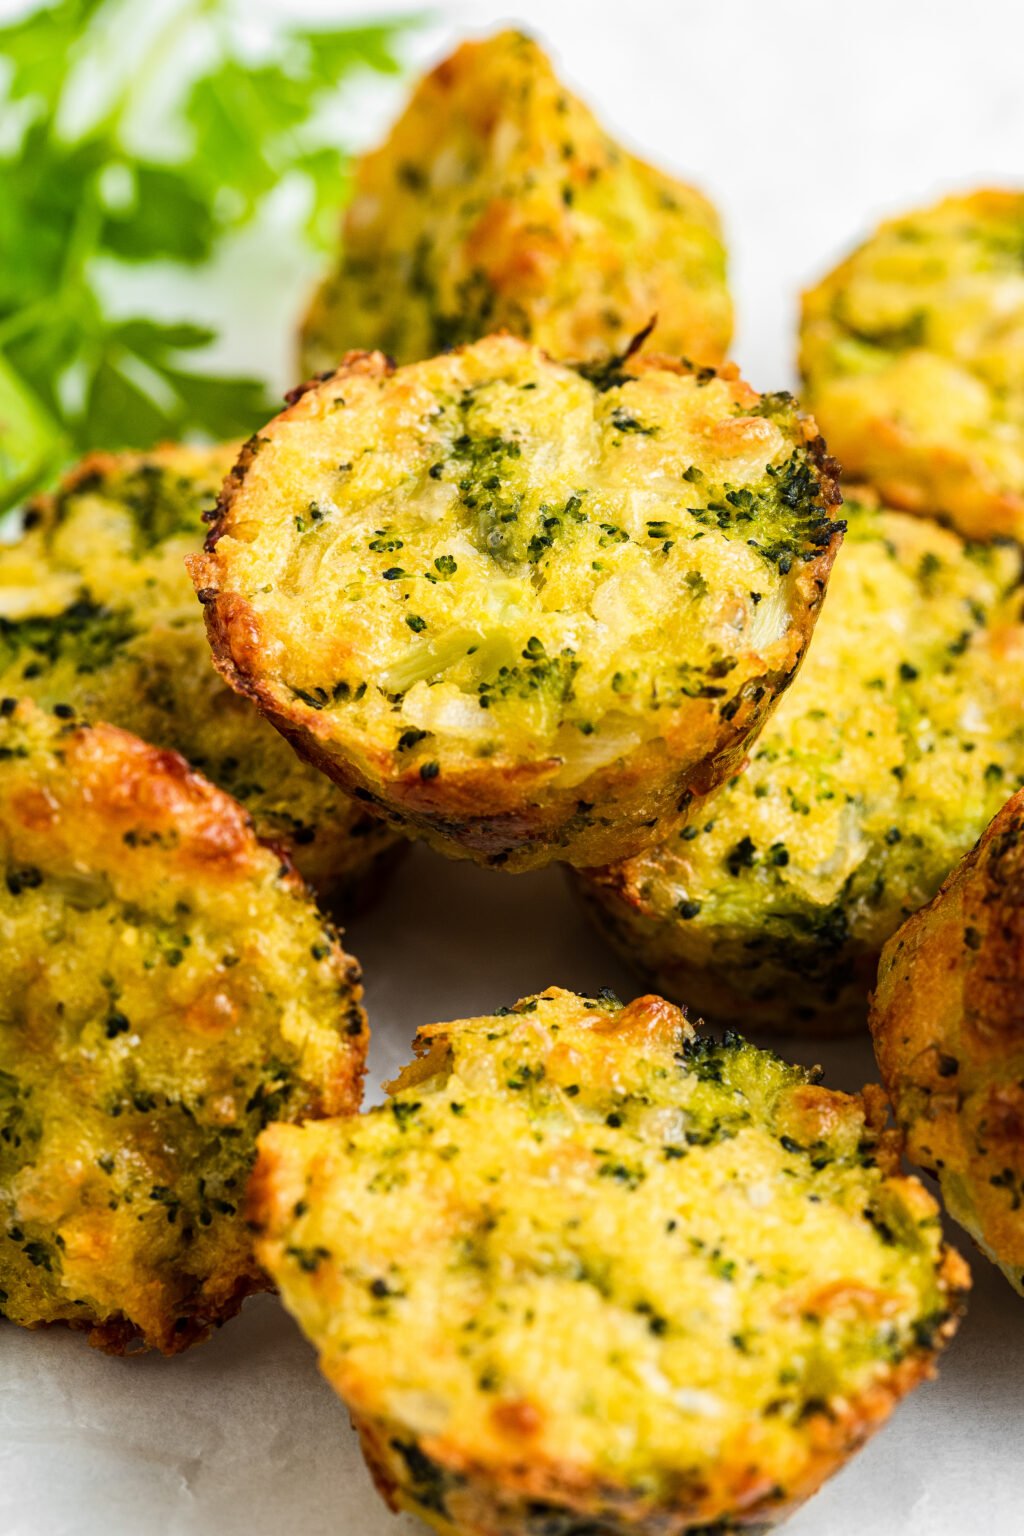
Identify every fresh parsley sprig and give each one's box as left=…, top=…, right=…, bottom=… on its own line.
left=0, top=0, right=415, bottom=511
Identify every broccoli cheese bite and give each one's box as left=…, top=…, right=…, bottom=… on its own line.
left=250, top=987, right=966, bottom=1536
left=299, top=31, right=731, bottom=377
left=193, top=336, right=843, bottom=871
left=873, top=789, right=1024, bottom=1295
left=0, top=702, right=367, bottom=1355
left=0, top=445, right=405, bottom=909
left=800, top=190, right=1024, bottom=541
left=576, top=493, right=1024, bottom=1032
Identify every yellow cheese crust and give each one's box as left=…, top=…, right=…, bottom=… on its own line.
left=299, top=30, right=731, bottom=375
left=193, top=336, right=843, bottom=871
left=250, top=987, right=966, bottom=1536
left=0, top=702, right=367, bottom=1354
left=576, top=493, right=1024, bottom=1032
left=800, top=189, right=1024, bottom=540
left=0, top=445, right=406, bottom=910
left=872, top=789, right=1024, bottom=1295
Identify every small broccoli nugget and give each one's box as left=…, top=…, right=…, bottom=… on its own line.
left=0, top=445, right=405, bottom=910
left=193, top=336, right=843, bottom=871
left=873, top=789, right=1024, bottom=1295
left=576, top=493, right=1024, bottom=1032
left=800, top=189, right=1024, bottom=541
left=299, top=31, right=731, bottom=377
left=0, top=702, right=366, bottom=1355
left=250, top=987, right=966, bottom=1536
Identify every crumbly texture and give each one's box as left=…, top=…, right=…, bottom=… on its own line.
left=0, top=445, right=405, bottom=910
left=0, top=702, right=367, bottom=1355
left=800, top=189, right=1024, bottom=541
left=193, top=335, right=843, bottom=871
left=250, top=987, right=966, bottom=1536
left=575, top=493, right=1024, bottom=1032
left=872, top=789, right=1024, bottom=1295
left=299, top=30, right=731, bottom=376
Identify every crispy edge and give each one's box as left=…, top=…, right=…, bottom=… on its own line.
left=190, top=348, right=842, bottom=871
left=796, top=382, right=1024, bottom=543
left=799, top=192, right=1024, bottom=541
left=19, top=440, right=237, bottom=538
left=298, top=30, right=732, bottom=375
left=571, top=863, right=878, bottom=1036
left=2, top=704, right=368, bottom=1354
left=347, top=1303, right=965, bottom=1536
left=575, top=483, right=1024, bottom=1032
left=247, top=994, right=966, bottom=1533
left=59, top=715, right=369, bottom=1119
left=16, top=440, right=406, bottom=909
left=871, top=788, right=1024, bottom=1289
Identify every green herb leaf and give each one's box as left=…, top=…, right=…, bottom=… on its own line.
left=99, top=163, right=217, bottom=265
left=0, top=0, right=417, bottom=512
left=0, top=0, right=102, bottom=111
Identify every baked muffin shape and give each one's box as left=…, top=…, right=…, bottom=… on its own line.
left=0, top=702, right=366, bottom=1354
left=300, top=30, right=731, bottom=374
left=576, top=492, right=1024, bottom=1031
left=250, top=986, right=966, bottom=1536
left=0, top=444, right=406, bottom=909
left=801, top=189, right=1024, bottom=541
left=873, top=788, right=1024, bottom=1294
left=194, top=336, right=843, bottom=870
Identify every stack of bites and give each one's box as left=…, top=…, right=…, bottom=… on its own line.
left=3, top=27, right=1023, bottom=1536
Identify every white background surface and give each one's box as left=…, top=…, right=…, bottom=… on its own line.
left=3, top=3, right=1024, bottom=1534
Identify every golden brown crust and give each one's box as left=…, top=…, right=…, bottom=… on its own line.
left=249, top=988, right=965, bottom=1534
left=575, top=887, right=892, bottom=1041
left=574, top=864, right=882, bottom=1039
left=1, top=441, right=407, bottom=913
left=298, top=30, right=731, bottom=374
left=800, top=189, right=1024, bottom=542
left=872, top=788, right=1024, bottom=1292
left=572, top=494, right=1024, bottom=1033
left=347, top=1302, right=963, bottom=1536
left=193, top=337, right=842, bottom=871
left=0, top=701, right=367, bottom=1354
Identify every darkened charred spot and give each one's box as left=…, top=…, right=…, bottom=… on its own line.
left=390, top=1439, right=452, bottom=1515
left=524, top=1506, right=623, bottom=1536
left=283, top=372, right=336, bottom=407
